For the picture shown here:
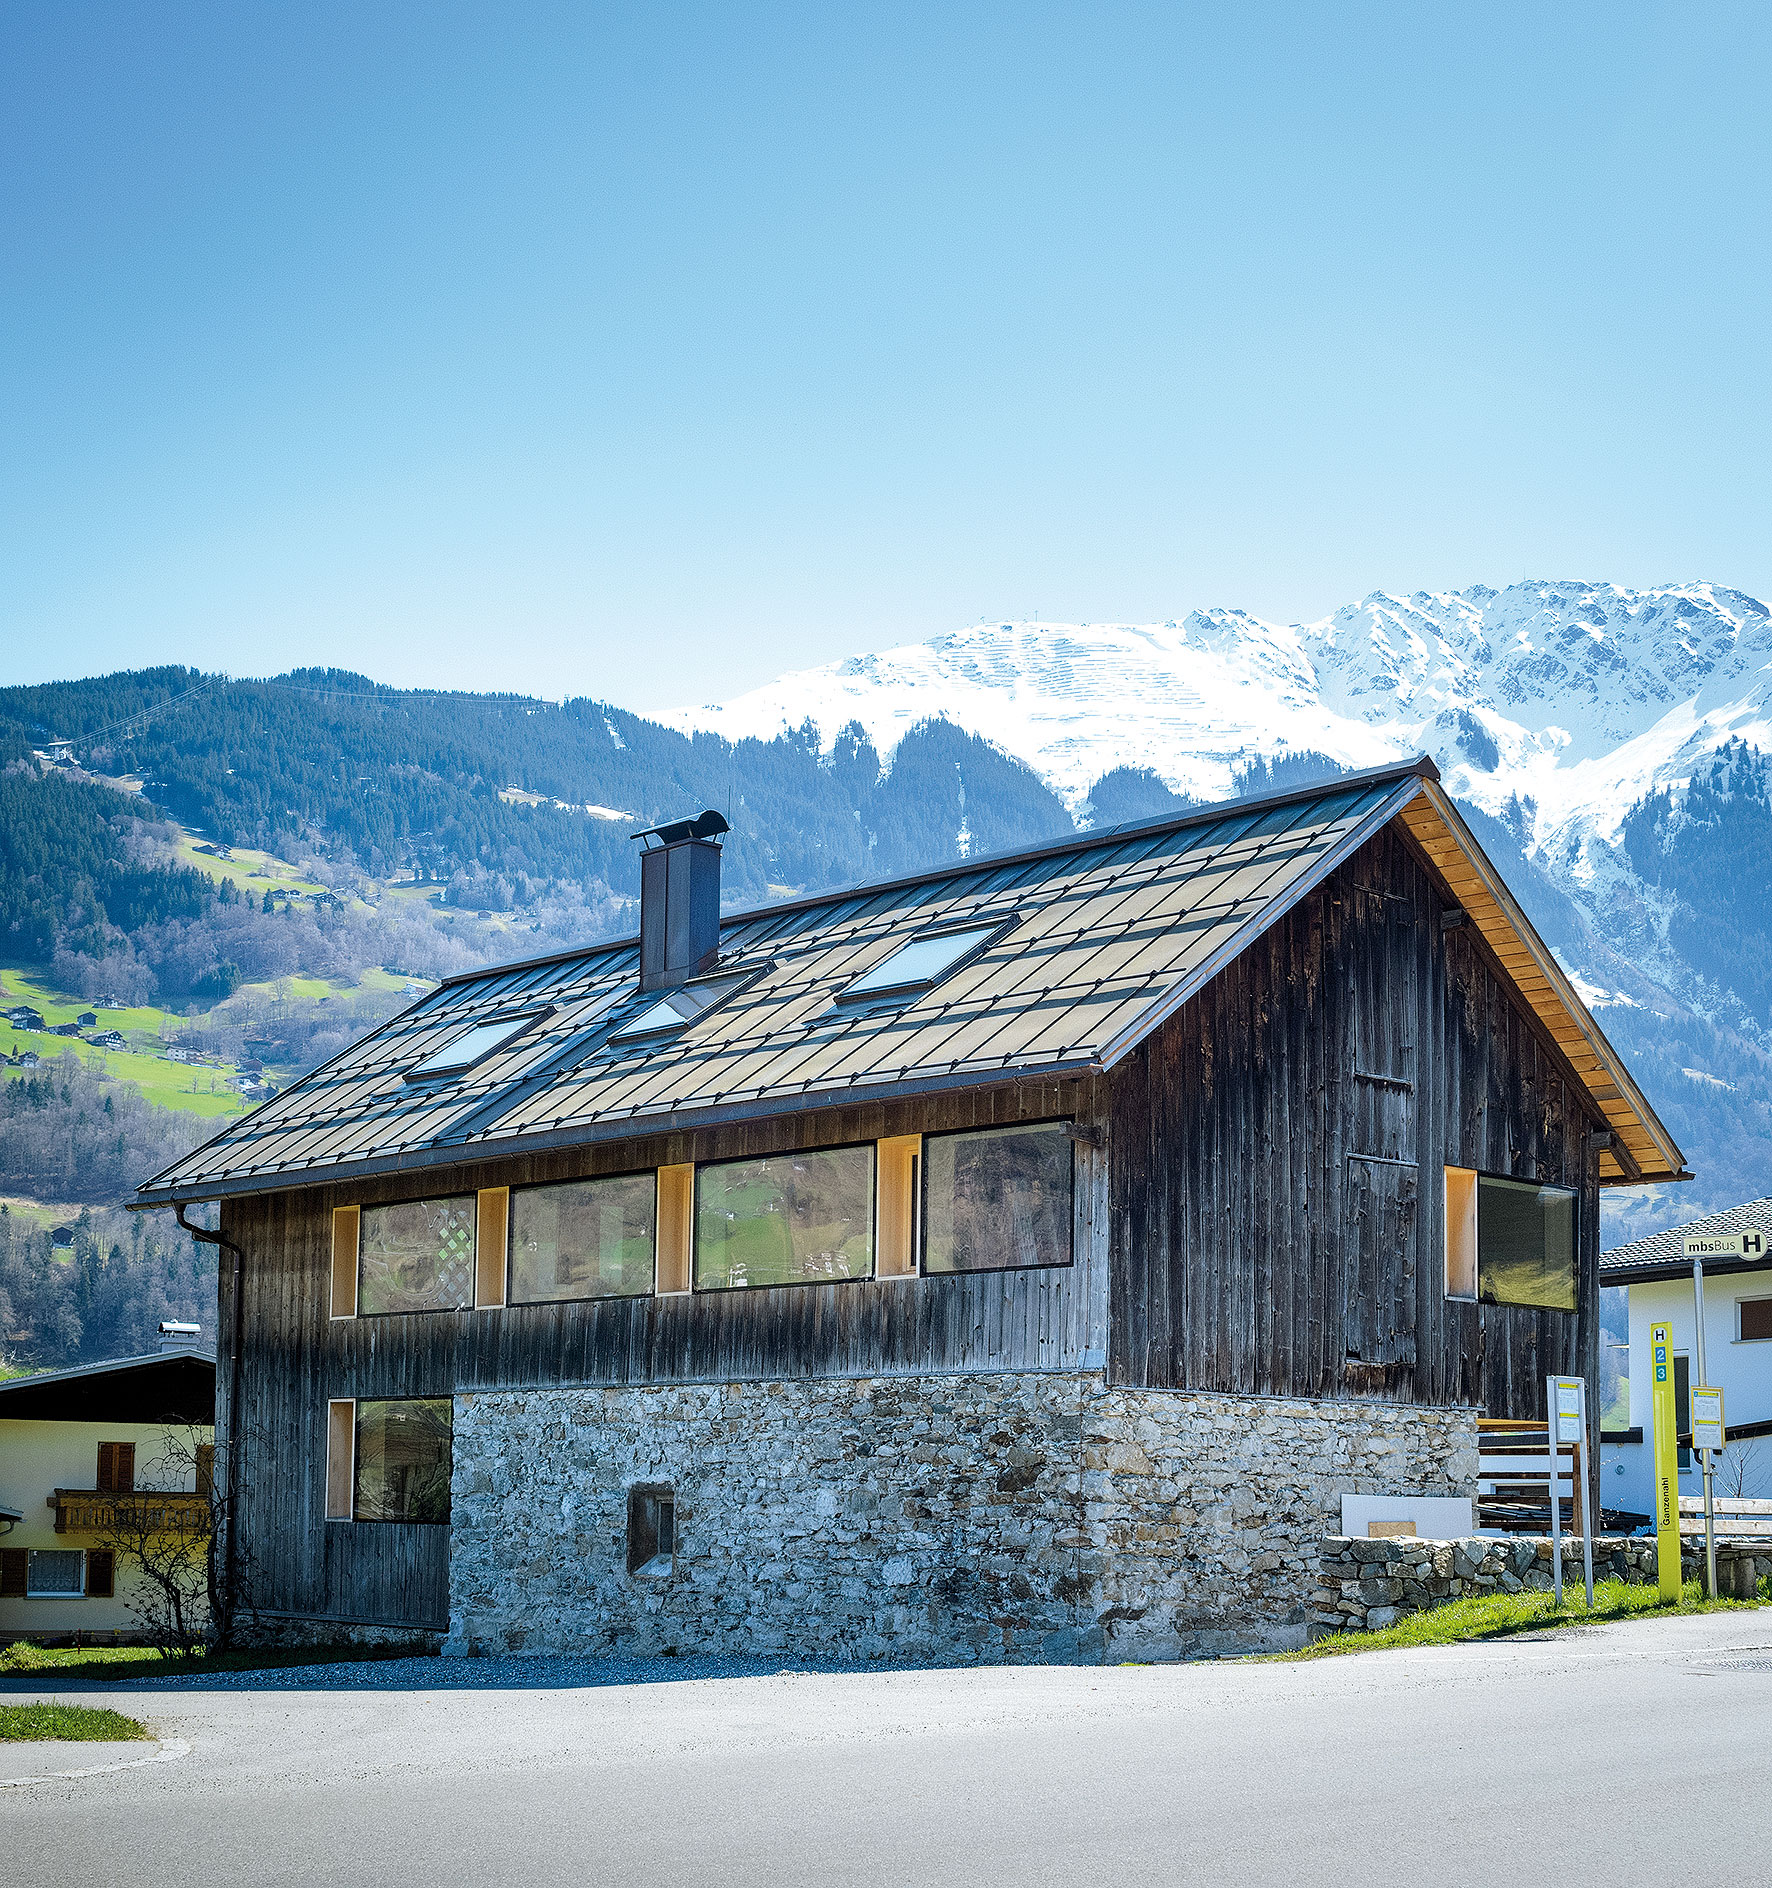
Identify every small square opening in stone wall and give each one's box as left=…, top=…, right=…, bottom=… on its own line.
left=627, top=1485, right=675, bottom=1577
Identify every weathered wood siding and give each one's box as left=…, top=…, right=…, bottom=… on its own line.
left=220, top=1079, right=1109, bottom=1627
left=1107, top=826, right=1602, bottom=1416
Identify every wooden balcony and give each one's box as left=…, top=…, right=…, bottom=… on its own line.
left=49, top=1489, right=210, bottom=1535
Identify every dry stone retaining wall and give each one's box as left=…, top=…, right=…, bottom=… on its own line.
left=1313, top=1534, right=1772, bottom=1633
left=445, top=1372, right=1477, bottom=1663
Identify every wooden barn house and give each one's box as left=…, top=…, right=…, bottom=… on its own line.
left=136, top=758, right=1685, bottom=1659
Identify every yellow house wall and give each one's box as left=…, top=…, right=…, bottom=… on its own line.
left=0, top=1418, right=213, bottom=1640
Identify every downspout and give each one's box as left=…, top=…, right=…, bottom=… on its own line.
left=175, top=1202, right=247, bottom=1638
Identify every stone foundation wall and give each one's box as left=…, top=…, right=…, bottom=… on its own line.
left=445, top=1372, right=1477, bottom=1663
left=1313, top=1534, right=1772, bottom=1633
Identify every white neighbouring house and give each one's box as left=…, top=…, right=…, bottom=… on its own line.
left=1600, top=1199, right=1772, bottom=1522
left=0, top=1346, right=214, bottom=1642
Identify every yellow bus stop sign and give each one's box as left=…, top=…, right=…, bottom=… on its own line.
left=1650, top=1320, right=1681, bottom=1599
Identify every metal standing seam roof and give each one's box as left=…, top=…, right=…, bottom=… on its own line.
left=133, top=757, right=1687, bottom=1206
left=1600, top=1197, right=1772, bottom=1285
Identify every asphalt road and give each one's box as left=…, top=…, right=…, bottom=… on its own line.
left=5, top=1612, right=1767, bottom=1886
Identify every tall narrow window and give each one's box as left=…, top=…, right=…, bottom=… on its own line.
left=875, top=1135, right=922, bottom=1278
left=509, top=1172, right=657, bottom=1304
left=326, top=1400, right=356, bottom=1521
left=353, top=1399, right=453, bottom=1524
left=358, top=1197, right=476, bottom=1315
left=923, top=1121, right=1074, bottom=1273
left=695, top=1146, right=875, bottom=1290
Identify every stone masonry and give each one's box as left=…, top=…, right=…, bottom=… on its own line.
left=1314, top=1533, right=1772, bottom=1633
left=445, top=1372, right=1477, bottom=1662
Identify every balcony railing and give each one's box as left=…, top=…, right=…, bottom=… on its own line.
left=50, top=1489, right=211, bottom=1535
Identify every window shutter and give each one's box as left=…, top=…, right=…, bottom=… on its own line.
left=875, top=1135, right=922, bottom=1277
left=655, top=1165, right=694, bottom=1294
left=96, top=1441, right=135, bottom=1494
left=331, top=1205, right=361, bottom=1318
left=0, top=1548, right=24, bottom=1597
left=196, top=1444, right=216, bottom=1498
left=326, top=1399, right=356, bottom=1521
left=85, top=1550, right=115, bottom=1599
left=475, top=1188, right=509, bottom=1309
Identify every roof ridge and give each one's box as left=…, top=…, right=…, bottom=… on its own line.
left=432, top=755, right=1440, bottom=992
left=1602, top=1195, right=1772, bottom=1266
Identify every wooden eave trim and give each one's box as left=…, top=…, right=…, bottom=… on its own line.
left=1397, top=786, right=1687, bottom=1185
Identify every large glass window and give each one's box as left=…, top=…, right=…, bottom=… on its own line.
left=922, top=1120, right=1074, bottom=1273
left=358, top=1197, right=476, bottom=1315
left=1450, top=1173, right=1578, bottom=1311
left=695, top=1146, right=875, bottom=1290
left=509, top=1173, right=657, bottom=1304
left=354, top=1399, right=453, bottom=1523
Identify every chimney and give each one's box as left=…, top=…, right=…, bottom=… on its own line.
left=158, top=1320, right=203, bottom=1353
left=633, top=810, right=729, bottom=991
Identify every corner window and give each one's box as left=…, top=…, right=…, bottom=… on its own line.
left=509, top=1172, right=657, bottom=1304
left=27, top=1549, right=86, bottom=1598
left=840, top=925, right=1001, bottom=1001
left=1444, top=1167, right=1578, bottom=1311
left=358, top=1197, right=476, bottom=1315
left=627, top=1485, right=675, bottom=1577
left=1740, top=1298, right=1772, bottom=1342
left=922, top=1121, right=1074, bottom=1273
left=353, top=1398, right=453, bottom=1524
left=695, top=1146, right=875, bottom=1290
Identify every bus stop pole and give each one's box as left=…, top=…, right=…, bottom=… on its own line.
left=1577, top=1377, right=1595, bottom=1608
left=1547, top=1374, right=1562, bottom=1607
left=1693, top=1255, right=1717, bottom=1598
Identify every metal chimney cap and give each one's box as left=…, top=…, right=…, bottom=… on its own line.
left=158, top=1320, right=202, bottom=1336
left=631, top=809, right=729, bottom=848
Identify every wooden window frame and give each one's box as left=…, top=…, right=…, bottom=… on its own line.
left=474, top=1187, right=509, bottom=1310
left=875, top=1135, right=922, bottom=1279
left=326, top=1398, right=356, bottom=1522
left=1444, top=1166, right=1478, bottom=1301
left=331, top=1205, right=360, bottom=1319
left=655, top=1164, right=694, bottom=1295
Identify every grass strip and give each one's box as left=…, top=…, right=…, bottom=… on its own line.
left=0, top=1640, right=436, bottom=1683
left=1280, top=1575, right=1770, bottom=1660
left=0, top=1703, right=151, bottom=1742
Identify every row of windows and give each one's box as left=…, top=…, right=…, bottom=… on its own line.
left=331, top=1120, right=1077, bottom=1319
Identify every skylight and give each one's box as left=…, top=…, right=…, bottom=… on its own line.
left=607, top=973, right=750, bottom=1045
left=842, top=925, right=999, bottom=1000
left=405, top=1013, right=544, bottom=1080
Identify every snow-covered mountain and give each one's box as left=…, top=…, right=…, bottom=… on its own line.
left=672, top=581, right=1772, bottom=869
left=671, top=581, right=1772, bottom=1235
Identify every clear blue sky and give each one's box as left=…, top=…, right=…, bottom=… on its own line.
left=3, top=3, right=1768, bottom=711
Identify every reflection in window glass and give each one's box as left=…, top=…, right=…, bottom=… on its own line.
left=844, top=927, right=998, bottom=997
left=358, top=1197, right=476, bottom=1315
left=354, top=1399, right=453, bottom=1523
left=510, top=1173, right=656, bottom=1304
left=923, top=1121, right=1074, bottom=1273
left=695, top=1147, right=874, bottom=1290
left=1477, top=1176, right=1577, bottom=1311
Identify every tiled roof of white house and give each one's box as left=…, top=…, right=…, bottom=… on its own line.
left=1601, top=1197, right=1772, bottom=1284
left=136, top=758, right=1686, bottom=1206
